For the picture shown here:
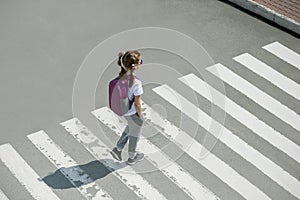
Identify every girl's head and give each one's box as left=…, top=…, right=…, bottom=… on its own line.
left=117, top=50, right=142, bottom=76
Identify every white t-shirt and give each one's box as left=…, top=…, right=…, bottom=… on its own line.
left=123, top=78, right=143, bottom=116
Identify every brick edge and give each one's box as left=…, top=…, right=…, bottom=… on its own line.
left=227, top=0, right=300, bottom=36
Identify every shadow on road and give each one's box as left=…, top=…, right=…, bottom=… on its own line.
left=42, top=159, right=126, bottom=189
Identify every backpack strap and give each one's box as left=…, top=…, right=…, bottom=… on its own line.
left=127, top=75, right=138, bottom=110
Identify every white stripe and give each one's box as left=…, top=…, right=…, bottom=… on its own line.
left=0, top=190, right=9, bottom=200
left=206, top=63, right=300, bottom=131
left=27, top=131, right=112, bottom=200
left=60, top=118, right=167, bottom=200
left=233, top=53, right=300, bottom=101
left=179, top=73, right=300, bottom=165
left=153, top=85, right=300, bottom=200
left=92, top=107, right=220, bottom=200
left=0, top=144, right=60, bottom=200
left=263, top=42, right=300, bottom=70
left=143, top=96, right=271, bottom=200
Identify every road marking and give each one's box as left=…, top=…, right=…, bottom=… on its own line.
left=60, top=118, right=167, bottom=200
left=263, top=41, right=300, bottom=70
left=142, top=98, right=271, bottom=200
left=233, top=53, right=300, bottom=101
left=179, top=73, right=300, bottom=165
left=0, top=143, right=60, bottom=200
left=153, top=85, right=300, bottom=200
left=27, top=130, right=112, bottom=200
left=92, top=107, right=220, bottom=200
left=206, top=63, right=300, bottom=132
left=0, top=189, right=9, bottom=200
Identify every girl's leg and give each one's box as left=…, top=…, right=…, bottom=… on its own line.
left=128, top=136, right=139, bottom=159
left=127, top=113, right=144, bottom=159
left=116, top=125, right=129, bottom=151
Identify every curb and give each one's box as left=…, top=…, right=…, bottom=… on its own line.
left=227, top=0, right=300, bottom=36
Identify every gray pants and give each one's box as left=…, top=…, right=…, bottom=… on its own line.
left=116, top=113, right=144, bottom=159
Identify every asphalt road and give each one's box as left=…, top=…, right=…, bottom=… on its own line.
left=0, top=0, right=299, bottom=200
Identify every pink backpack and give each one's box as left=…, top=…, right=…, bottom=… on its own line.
left=109, top=75, right=136, bottom=116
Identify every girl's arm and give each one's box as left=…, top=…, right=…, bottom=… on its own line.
left=134, top=95, right=142, bottom=118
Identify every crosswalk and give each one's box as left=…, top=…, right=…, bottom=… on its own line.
left=233, top=53, right=300, bottom=101
left=0, top=189, right=9, bottom=200
left=153, top=84, right=300, bottom=199
left=61, top=118, right=168, bottom=200
left=92, top=107, right=219, bottom=200
left=263, top=42, right=300, bottom=70
left=141, top=102, right=271, bottom=200
left=0, top=144, right=61, bottom=200
left=206, top=63, right=300, bottom=132
left=179, top=73, right=300, bottom=165
left=27, top=131, right=113, bottom=200
left=0, top=41, right=299, bottom=200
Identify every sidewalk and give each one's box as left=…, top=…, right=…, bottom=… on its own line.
left=226, top=0, right=300, bottom=36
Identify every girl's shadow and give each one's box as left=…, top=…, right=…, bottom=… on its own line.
left=42, top=159, right=126, bottom=189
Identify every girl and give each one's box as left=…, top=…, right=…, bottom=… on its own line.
left=111, top=50, right=145, bottom=165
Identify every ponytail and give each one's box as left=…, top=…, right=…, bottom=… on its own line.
left=129, top=68, right=134, bottom=88
left=117, top=52, right=127, bottom=79
left=117, top=50, right=141, bottom=87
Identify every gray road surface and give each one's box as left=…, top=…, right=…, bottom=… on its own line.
left=0, top=0, right=299, bottom=200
